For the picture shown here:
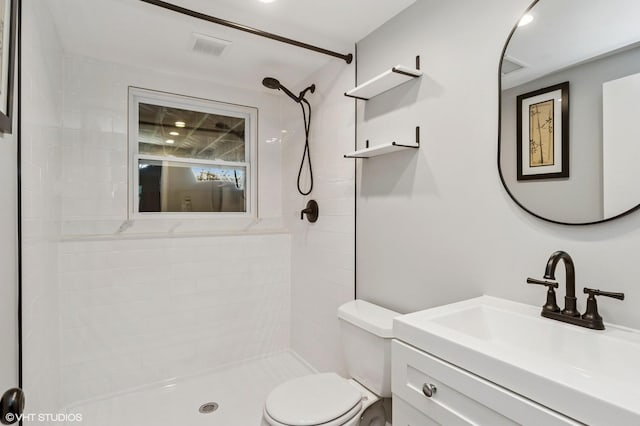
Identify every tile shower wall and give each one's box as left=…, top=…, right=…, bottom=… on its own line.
left=284, top=60, right=355, bottom=375
left=58, top=234, right=290, bottom=404
left=55, top=55, right=294, bottom=404
left=60, top=54, right=284, bottom=235
left=21, top=0, right=64, bottom=414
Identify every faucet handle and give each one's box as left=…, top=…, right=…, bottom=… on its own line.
left=581, top=288, right=625, bottom=330
left=527, top=278, right=560, bottom=313
left=526, top=278, right=559, bottom=288
left=583, top=288, right=625, bottom=300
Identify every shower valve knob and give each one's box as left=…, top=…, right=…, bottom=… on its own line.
left=300, top=200, right=319, bottom=223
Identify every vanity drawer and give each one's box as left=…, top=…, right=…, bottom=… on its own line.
left=392, top=340, right=581, bottom=426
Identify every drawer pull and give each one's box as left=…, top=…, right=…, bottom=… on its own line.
left=422, top=383, right=437, bottom=398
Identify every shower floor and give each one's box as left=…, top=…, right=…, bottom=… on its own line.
left=64, top=351, right=314, bottom=426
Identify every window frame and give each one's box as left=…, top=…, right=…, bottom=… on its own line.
left=128, top=87, right=258, bottom=220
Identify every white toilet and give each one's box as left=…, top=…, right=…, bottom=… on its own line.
left=263, top=300, right=399, bottom=426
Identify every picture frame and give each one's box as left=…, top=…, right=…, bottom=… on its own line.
left=0, top=0, right=16, bottom=133
left=516, top=81, right=569, bottom=181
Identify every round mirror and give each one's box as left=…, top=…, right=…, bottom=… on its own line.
left=499, top=0, right=640, bottom=224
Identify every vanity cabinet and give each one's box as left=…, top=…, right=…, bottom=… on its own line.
left=391, top=340, right=581, bottom=426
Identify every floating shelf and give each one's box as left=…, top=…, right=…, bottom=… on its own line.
left=344, top=142, right=419, bottom=158
left=345, top=56, right=422, bottom=101
left=344, top=126, right=421, bottom=159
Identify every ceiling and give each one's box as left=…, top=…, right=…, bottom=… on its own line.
left=502, top=0, right=640, bottom=89
left=45, top=0, right=416, bottom=90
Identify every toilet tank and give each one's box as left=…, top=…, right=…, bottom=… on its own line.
left=337, top=300, right=399, bottom=397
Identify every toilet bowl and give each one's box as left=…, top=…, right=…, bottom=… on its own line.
left=263, top=373, right=381, bottom=426
left=262, top=300, right=398, bottom=426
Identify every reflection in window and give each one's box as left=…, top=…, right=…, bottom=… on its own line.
left=137, top=103, right=246, bottom=162
left=138, top=160, right=246, bottom=213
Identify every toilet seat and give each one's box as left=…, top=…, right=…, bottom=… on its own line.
left=264, top=373, right=363, bottom=426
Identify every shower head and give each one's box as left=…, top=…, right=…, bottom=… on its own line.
left=262, top=76, right=315, bottom=103
left=262, top=77, right=281, bottom=90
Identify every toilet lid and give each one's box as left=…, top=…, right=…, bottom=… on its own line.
left=265, top=373, right=362, bottom=426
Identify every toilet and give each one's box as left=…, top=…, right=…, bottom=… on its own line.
left=263, top=300, right=399, bottom=426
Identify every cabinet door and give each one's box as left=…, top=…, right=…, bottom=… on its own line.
left=393, top=396, right=440, bottom=426
left=392, top=340, right=582, bottom=426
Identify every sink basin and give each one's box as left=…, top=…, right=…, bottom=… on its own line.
left=393, top=295, right=640, bottom=425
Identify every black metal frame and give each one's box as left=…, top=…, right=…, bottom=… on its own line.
left=516, top=81, right=570, bottom=181
left=16, top=0, right=22, bottom=396
left=0, top=0, right=18, bottom=133
left=497, top=0, right=640, bottom=225
left=353, top=44, right=357, bottom=300
left=139, top=0, right=353, bottom=64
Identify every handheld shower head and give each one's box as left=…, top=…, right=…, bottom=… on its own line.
left=262, top=76, right=312, bottom=103
left=261, top=76, right=316, bottom=196
left=262, top=77, right=281, bottom=90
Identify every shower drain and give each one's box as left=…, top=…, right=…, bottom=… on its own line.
left=199, top=402, right=219, bottom=414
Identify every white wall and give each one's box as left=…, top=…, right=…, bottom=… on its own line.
left=356, top=0, right=640, bottom=330
left=58, top=233, right=290, bottom=405
left=0, top=29, right=17, bottom=404
left=0, top=126, right=17, bottom=399
left=21, top=0, right=64, bottom=414
left=284, top=59, right=355, bottom=375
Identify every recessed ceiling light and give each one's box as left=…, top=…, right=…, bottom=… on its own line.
left=518, top=14, right=534, bottom=27
left=166, top=139, right=175, bottom=144
left=175, top=121, right=186, bottom=128
left=259, top=0, right=276, bottom=3
left=169, top=131, right=180, bottom=136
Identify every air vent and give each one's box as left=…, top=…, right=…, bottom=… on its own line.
left=191, top=33, right=232, bottom=57
left=502, top=58, right=524, bottom=75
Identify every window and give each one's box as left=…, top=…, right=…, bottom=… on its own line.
left=129, top=88, right=257, bottom=218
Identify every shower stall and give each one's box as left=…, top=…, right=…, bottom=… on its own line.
left=8, top=0, right=360, bottom=424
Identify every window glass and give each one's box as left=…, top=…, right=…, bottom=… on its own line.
left=138, top=159, right=246, bottom=213
left=138, top=103, right=246, bottom=162
left=130, top=88, right=256, bottom=216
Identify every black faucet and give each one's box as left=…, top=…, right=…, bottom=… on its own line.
left=527, top=251, right=624, bottom=330
left=543, top=251, right=580, bottom=317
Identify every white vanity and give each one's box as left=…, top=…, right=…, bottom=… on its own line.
left=391, top=296, right=640, bottom=426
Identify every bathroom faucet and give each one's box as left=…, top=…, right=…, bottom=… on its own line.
left=527, top=251, right=624, bottom=330
left=543, top=251, right=579, bottom=317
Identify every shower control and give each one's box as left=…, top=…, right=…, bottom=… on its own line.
left=300, top=200, right=319, bottom=223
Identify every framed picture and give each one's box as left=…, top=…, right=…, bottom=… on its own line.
left=516, top=81, right=569, bottom=180
left=0, top=0, right=16, bottom=133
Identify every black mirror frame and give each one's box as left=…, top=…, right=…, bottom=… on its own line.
left=497, top=0, right=640, bottom=226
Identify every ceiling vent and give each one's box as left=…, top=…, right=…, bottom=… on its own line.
left=191, top=33, right=232, bottom=57
left=501, top=57, right=525, bottom=75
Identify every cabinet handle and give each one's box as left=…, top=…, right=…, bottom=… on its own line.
left=422, top=383, right=437, bottom=398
